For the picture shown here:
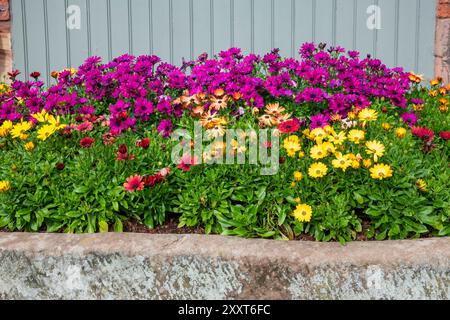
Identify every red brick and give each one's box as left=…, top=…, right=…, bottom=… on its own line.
left=437, top=0, right=450, bottom=18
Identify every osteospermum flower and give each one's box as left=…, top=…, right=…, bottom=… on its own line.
left=439, top=131, right=450, bottom=140
left=310, top=128, right=327, bottom=143
left=206, top=125, right=226, bottom=139
left=278, top=118, right=301, bottom=133
left=293, top=171, right=303, bottom=182
left=348, top=129, right=365, bottom=144
left=365, top=140, right=385, bottom=162
left=265, top=102, right=285, bottom=115
left=258, top=113, right=278, bottom=127
left=411, top=126, right=434, bottom=142
left=79, top=137, right=95, bottom=148
left=200, top=110, right=220, bottom=129
left=308, top=162, right=328, bottom=178
left=31, top=109, right=50, bottom=123
left=24, top=141, right=35, bottom=151
left=0, top=120, right=13, bottom=137
left=358, top=108, right=378, bottom=124
left=283, top=135, right=301, bottom=157
left=0, top=180, right=11, bottom=193
left=10, top=121, right=33, bottom=140
left=331, top=153, right=352, bottom=172
left=123, top=175, right=144, bottom=192
left=370, top=164, right=393, bottom=180
left=37, top=124, right=57, bottom=141
left=310, top=144, right=327, bottom=160
left=395, top=127, right=407, bottom=139
left=328, top=131, right=346, bottom=145
left=292, top=203, right=312, bottom=223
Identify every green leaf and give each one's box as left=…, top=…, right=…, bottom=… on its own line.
left=113, top=220, right=123, bottom=232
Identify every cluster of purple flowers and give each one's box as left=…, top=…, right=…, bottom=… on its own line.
left=0, top=42, right=413, bottom=136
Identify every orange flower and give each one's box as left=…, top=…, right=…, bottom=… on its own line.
left=209, top=95, right=229, bottom=110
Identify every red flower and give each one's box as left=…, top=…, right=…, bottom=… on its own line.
left=123, top=175, right=144, bottom=192
left=410, top=126, right=434, bottom=142
left=102, top=132, right=116, bottom=145
left=278, top=118, right=301, bottom=133
left=439, top=131, right=450, bottom=141
left=117, top=143, right=134, bottom=161
left=136, top=138, right=150, bottom=149
left=143, top=173, right=163, bottom=187
left=30, top=71, right=41, bottom=80
left=80, top=137, right=95, bottom=148
left=55, top=163, right=65, bottom=171
left=8, top=69, right=20, bottom=80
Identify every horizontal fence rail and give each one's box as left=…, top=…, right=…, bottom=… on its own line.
left=11, top=0, right=436, bottom=83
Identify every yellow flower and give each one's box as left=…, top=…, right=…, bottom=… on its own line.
left=370, top=164, right=393, bottom=180
left=24, top=141, right=35, bottom=151
left=382, top=123, right=391, bottom=130
left=347, top=111, right=357, bottom=120
left=328, top=131, right=346, bottom=145
left=298, top=151, right=305, bottom=158
left=351, top=159, right=361, bottom=169
left=283, top=136, right=301, bottom=157
left=0, top=180, right=11, bottom=193
left=310, top=128, right=326, bottom=143
left=363, top=159, right=372, bottom=168
left=416, top=179, right=428, bottom=192
left=358, top=108, right=378, bottom=124
left=429, top=90, right=438, bottom=97
left=302, top=128, right=312, bottom=140
left=31, top=109, right=50, bottom=123
left=295, top=197, right=302, bottom=204
left=321, top=141, right=336, bottom=154
left=310, top=144, right=328, bottom=160
left=37, top=124, right=57, bottom=141
left=10, top=121, right=33, bottom=140
left=348, top=129, right=365, bottom=144
left=331, top=152, right=352, bottom=172
left=430, top=78, right=441, bottom=86
left=308, top=162, right=328, bottom=178
left=365, top=140, right=385, bottom=162
left=0, top=120, right=13, bottom=137
left=292, top=203, right=312, bottom=223
left=291, top=182, right=296, bottom=187
left=395, top=127, right=407, bottom=139
left=440, top=104, right=448, bottom=113
left=293, top=171, right=303, bottom=182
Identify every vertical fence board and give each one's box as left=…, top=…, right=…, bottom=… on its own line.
left=253, top=0, right=271, bottom=55
left=233, top=0, right=251, bottom=54
left=131, top=0, right=151, bottom=56
left=274, top=0, right=292, bottom=56
left=193, top=0, right=211, bottom=58
left=152, top=0, right=171, bottom=62
left=172, top=0, right=191, bottom=64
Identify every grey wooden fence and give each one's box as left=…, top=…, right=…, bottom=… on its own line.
left=11, top=0, right=436, bottom=83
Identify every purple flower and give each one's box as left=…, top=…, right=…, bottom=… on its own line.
left=309, top=113, right=330, bottom=129
left=157, top=119, right=173, bottom=138
left=400, top=112, right=418, bottom=125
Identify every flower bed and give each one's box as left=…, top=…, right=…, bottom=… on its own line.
left=0, top=43, right=449, bottom=243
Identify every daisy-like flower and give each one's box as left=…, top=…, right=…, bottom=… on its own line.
left=0, top=120, right=13, bottom=137
left=264, top=103, right=285, bottom=116
left=382, top=123, right=391, bottom=131
left=348, top=129, right=365, bottom=144
left=37, top=124, right=57, bottom=141
left=341, top=118, right=357, bottom=129
left=80, top=137, right=95, bottom=148
left=408, top=72, right=424, bottom=83
left=31, top=109, right=50, bottom=123
left=292, top=203, right=312, bottom=223
left=209, top=95, right=229, bottom=110
left=310, top=144, right=327, bottom=160
left=200, top=110, right=220, bottom=129
left=0, top=180, right=11, bottom=193
left=310, top=127, right=327, bottom=143
left=24, top=141, right=35, bottom=151
left=363, top=159, right=372, bottom=168
left=278, top=118, right=301, bottom=133
left=258, top=113, right=278, bottom=127
left=293, top=171, right=303, bottom=182
left=439, top=131, right=450, bottom=140
left=331, top=152, right=352, bottom=172
left=369, top=164, right=393, bottom=180
left=395, top=127, right=407, bottom=139
left=411, top=126, right=434, bottom=142
left=308, top=162, right=328, bottom=178
left=328, top=131, right=346, bottom=145
left=365, top=140, right=385, bottom=162
left=178, top=153, right=199, bottom=171
left=277, top=113, right=292, bottom=123
left=190, top=105, right=205, bottom=118
left=10, top=120, right=33, bottom=140
left=321, top=141, right=335, bottom=154
left=283, top=135, right=301, bottom=157
left=358, top=108, right=378, bottom=125
left=206, top=125, right=226, bottom=139
left=123, top=175, right=144, bottom=192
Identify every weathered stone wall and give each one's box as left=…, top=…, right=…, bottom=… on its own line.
left=0, top=233, right=448, bottom=300
left=435, top=0, right=450, bottom=83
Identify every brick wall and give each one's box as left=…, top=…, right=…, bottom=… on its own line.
left=0, top=0, right=11, bottom=82
left=435, top=0, right=450, bottom=83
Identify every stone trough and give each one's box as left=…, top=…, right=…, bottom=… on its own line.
left=0, top=233, right=448, bottom=299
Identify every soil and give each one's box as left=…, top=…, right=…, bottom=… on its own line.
left=122, top=218, right=205, bottom=235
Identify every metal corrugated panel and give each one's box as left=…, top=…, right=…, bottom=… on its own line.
left=11, top=0, right=436, bottom=82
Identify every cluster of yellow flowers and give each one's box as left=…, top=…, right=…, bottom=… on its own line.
left=0, top=119, right=33, bottom=140
left=31, top=109, right=67, bottom=141
left=429, top=77, right=450, bottom=113
left=285, top=108, right=396, bottom=223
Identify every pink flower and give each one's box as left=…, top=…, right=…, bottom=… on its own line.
left=178, top=153, right=198, bottom=171
left=76, top=121, right=93, bottom=133
left=411, top=126, right=434, bottom=142
left=123, top=175, right=144, bottom=192
left=439, top=131, right=450, bottom=141
left=278, top=118, right=301, bottom=133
